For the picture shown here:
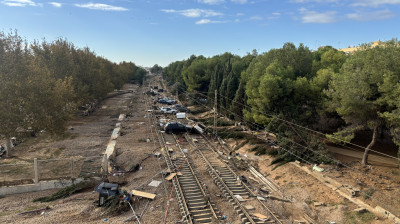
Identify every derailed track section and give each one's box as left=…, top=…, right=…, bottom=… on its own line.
left=157, top=132, right=220, bottom=223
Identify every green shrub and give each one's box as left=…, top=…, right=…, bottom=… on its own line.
left=344, top=211, right=375, bottom=224
left=363, top=187, right=375, bottom=199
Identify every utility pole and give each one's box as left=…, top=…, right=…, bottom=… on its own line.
left=214, top=90, right=217, bottom=138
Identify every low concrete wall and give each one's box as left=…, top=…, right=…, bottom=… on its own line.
left=0, top=177, right=99, bottom=196
left=103, top=113, right=125, bottom=174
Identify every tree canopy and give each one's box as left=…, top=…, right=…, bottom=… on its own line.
left=0, top=31, right=141, bottom=156
left=163, top=40, right=400, bottom=166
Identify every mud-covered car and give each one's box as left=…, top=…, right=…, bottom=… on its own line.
left=164, top=122, right=192, bottom=134
left=160, top=107, right=177, bottom=114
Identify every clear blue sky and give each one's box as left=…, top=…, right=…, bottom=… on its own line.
left=1, top=0, right=399, bottom=67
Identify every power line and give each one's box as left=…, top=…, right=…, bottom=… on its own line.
left=211, top=90, right=400, bottom=162
left=182, top=92, right=400, bottom=210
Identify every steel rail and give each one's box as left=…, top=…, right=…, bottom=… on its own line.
left=157, top=130, right=193, bottom=224
left=172, top=134, right=220, bottom=222
left=185, top=134, right=256, bottom=224
left=186, top=133, right=285, bottom=224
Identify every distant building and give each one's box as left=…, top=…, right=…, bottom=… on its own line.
left=338, top=40, right=384, bottom=54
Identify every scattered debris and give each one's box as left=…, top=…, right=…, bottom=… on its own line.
left=260, top=187, right=270, bottom=194
left=165, top=173, right=176, bottom=181
left=313, top=202, right=326, bottom=207
left=131, top=190, right=156, bottom=200
left=234, top=194, right=245, bottom=202
left=239, top=175, right=248, bottom=183
left=148, top=180, right=162, bottom=187
left=265, top=195, right=291, bottom=203
left=102, top=189, right=131, bottom=214
left=245, top=205, right=255, bottom=210
left=18, top=206, right=51, bottom=216
left=253, top=213, right=268, bottom=220
left=154, top=152, right=161, bottom=158
left=294, top=220, right=306, bottom=224
left=33, top=181, right=97, bottom=203
left=108, top=175, right=127, bottom=184
left=95, top=182, right=119, bottom=207
left=312, top=164, right=324, bottom=172
left=353, top=207, right=368, bottom=213
left=118, top=114, right=126, bottom=121
left=257, top=196, right=266, bottom=201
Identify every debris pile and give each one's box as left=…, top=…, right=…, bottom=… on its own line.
left=33, top=181, right=97, bottom=202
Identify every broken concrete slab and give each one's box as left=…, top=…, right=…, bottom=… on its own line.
left=148, top=180, right=162, bottom=187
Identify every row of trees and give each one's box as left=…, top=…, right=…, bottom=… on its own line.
left=163, top=40, right=400, bottom=166
left=0, top=31, right=145, bottom=157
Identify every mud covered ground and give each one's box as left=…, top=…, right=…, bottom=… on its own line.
left=1, top=76, right=399, bottom=224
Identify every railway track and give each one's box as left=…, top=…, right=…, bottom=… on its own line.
left=156, top=131, right=220, bottom=223
left=147, top=88, right=285, bottom=223
left=185, top=134, right=284, bottom=224
left=154, top=127, right=285, bottom=223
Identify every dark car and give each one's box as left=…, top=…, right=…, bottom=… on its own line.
left=158, top=97, right=176, bottom=105
left=166, top=99, right=176, bottom=105
left=158, top=98, right=168, bottom=104
left=173, top=104, right=189, bottom=112
left=164, top=122, right=192, bottom=134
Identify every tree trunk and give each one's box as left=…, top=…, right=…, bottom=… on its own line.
left=5, top=137, right=11, bottom=157
left=362, top=126, right=378, bottom=166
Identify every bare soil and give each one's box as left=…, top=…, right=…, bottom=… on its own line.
left=233, top=139, right=400, bottom=224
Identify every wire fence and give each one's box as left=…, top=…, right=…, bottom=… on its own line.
left=0, top=155, right=104, bottom=186
left=0, top=162, right=33, bottom=184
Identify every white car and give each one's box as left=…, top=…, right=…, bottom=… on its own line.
left=160, top=107, right=177, bottom=114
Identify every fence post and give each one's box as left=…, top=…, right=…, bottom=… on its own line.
left=33, top=158, right=39, bottom=184
left=71, top=159, right=75, bottom=180
left=103, top=154, right=108, bottom=174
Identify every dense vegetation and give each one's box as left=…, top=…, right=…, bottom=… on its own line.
left=0, top=31, right=145, bottom=156
left=163, top=40, right=400, bottom=166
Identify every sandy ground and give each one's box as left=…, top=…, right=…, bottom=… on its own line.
left=233, top=139, right=399, bottom=224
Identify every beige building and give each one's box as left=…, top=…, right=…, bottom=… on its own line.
left=338, top=40, right=384, bottom=54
